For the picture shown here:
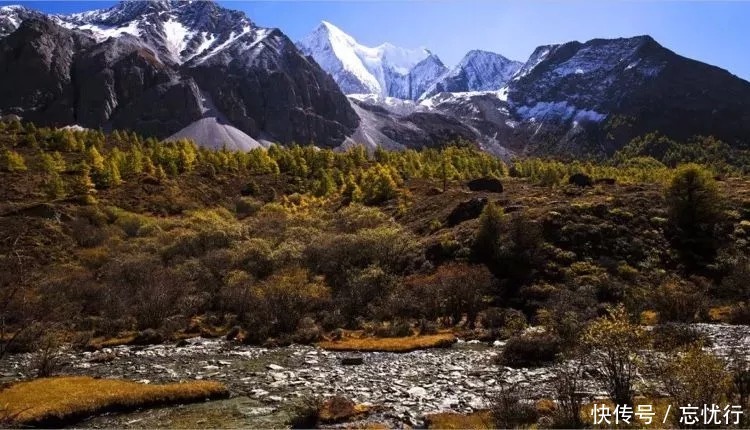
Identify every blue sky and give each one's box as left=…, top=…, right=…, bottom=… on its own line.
left=7, top=1, right=750, bottom=81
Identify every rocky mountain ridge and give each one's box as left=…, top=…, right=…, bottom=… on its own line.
left=2, top=2, right=750, bottom=156
left=0, top=1, right=358, bottom=148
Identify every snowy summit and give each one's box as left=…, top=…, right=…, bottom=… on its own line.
left=297, top=21, right=434, bottom=99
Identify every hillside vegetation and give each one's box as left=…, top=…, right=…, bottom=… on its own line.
left=0, top=117, right=748, bottom=355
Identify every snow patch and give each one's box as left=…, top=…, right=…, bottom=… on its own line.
left=60, top=20, right=141, bottom=41
left=516, top=101, right=606, bottom=123
left=162, top=18, right=192, bottom=61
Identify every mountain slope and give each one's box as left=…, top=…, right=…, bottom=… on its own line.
left=505, top=35, right=750, bottom=154
left=421, top=50, right=522, bottom=99
left=0, top=4, right=42, bottom=37
left=0, top=1, right=358, bottom=148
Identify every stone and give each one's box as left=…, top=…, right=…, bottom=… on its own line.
left=407, top=387, right=427, bottom=398
left=568, top=173, right=593, bottom=187
left=467, top=177, right=504, bottom=193
left=447, top=197, right=488, bottom=226
left=341, top=356, right=364, bottom=366
left=131, top=329, right=163, bottom=346
left=267, top=364, right=284, bottom=371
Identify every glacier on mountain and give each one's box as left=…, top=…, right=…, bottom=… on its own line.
left=297, top=20, right=432, bottom=98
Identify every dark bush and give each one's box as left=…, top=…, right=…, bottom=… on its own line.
left=498, top=332, right=562, bottom=368
left=568, top=173, right=593, bottom=187
left=652, top=323, right=711, bottom=351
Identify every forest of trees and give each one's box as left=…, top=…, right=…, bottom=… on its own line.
left=0, top=118, right=749, bottom=427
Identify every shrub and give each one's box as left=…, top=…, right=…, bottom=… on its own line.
left=235, top=238, right=274, bottom=279
left=727, top=303, right=750, bottom=325
left=338, top=265, right=396, bottom=324
left=472, top=202, right=505, bottom=262
left=399, top=263, right=493, bottom=327
left=305, top=226, right=421, bottom=291
left=582, top=305, right=647, bottom=406
left=652, top=278, right=706, bottom=323
left=537, top=288, right=598, bottom=347
left=43, top=173, right=66, bottom=199
left=650, top=343, right=733, bottom=426
left=1, top=149, right=27, bottom=172
left=498, top=332, right=562, bottom=368
left=30, top=333, right=62, bottom=378
left=721, top=257, right=750, bottom=300
left=651, top=323, right=710, bottom=351
left=551, top=358, right=587, bottom=429
left=333, top=204, right=389, bottom=232
left=234, top=197, right=263, bottom=218
left=479, top=307, right=506, bottom=330
left=114, top=212, right=147, bottom=238
left=490, top=384, right=539, bottom=429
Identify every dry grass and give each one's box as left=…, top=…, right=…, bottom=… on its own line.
left=708, top=305, right=734, bottom=323
left=88, top=333, right=138, bottom=349
left=318, top=333, right=456, bottom=352
left=424, top=411, right=493, bottom=429
left=318, top=396, right=372, bottom=423
left=0, top=376, right=228, bottom=427
left=640, top=310, right=659, bottom=325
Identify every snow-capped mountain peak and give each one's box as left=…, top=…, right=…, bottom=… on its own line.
left=0, top=4, right=42, bottom=37
left=298, top=20, right=431, bottom=98
left=46, top=0, right=257, bottom=65
left=420, top=49, right=522, bottom=99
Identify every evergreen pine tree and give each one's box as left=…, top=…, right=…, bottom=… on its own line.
left=43, top=172, right=66, bottom=199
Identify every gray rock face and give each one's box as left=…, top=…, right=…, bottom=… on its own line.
left=0, top=1, right=358, bottom=147
left=422, top=50, right=522, bottom=99
left=0, top=5, right=43, bottom=37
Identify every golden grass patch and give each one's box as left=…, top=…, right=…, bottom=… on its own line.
left=640, top=310, right=659, bottom=325
left=317, top=333, right=456, bottom=352
left=424, top=411, right=493, bottom=429
left=0, top=376, right=228, bottom=427
left=318, top=396, right=372, bottom=423
left=708, top=305, right=734, bottom=323
left=85, top=333, right=137, bottom=350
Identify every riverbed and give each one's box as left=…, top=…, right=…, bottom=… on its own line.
left=0, top=324, right=747, bottom=428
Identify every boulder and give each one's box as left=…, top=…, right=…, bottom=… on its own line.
left=594, top=177, right=616, bottom=185
left=447, top=197, right=488, bottom=226
left=467, top=177, right=504, bottom=193
left=568, top=173, right=593, bottom=187
left=341, top=356, right=364, bottom=366
left=131, top=328, right=164, bottom=345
